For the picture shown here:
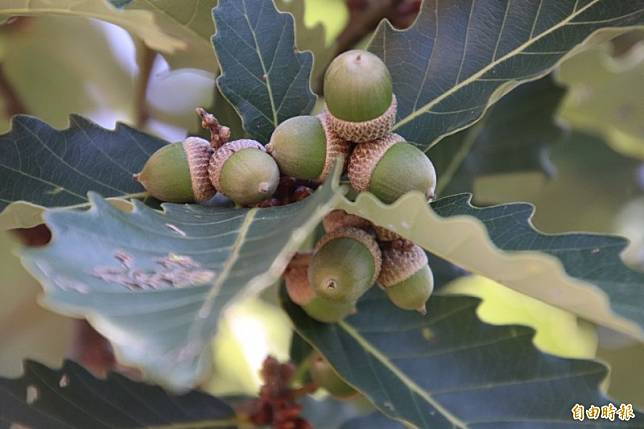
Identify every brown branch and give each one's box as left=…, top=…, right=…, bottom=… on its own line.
left=0, top=63, right=28, bottom=118
left=134, top=45, right=156, bottom=128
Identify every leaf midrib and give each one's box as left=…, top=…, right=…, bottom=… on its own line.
left=338, top=320, right=468, bottom=429
left=393, top=0, right=601, bottom=130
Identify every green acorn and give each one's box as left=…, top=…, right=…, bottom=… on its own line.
left=309, top=353, right=357, bottom=399
left=379, top=244, right=434, bottom=314
left=134, top=137, right=216, bottom=203
left=322, top=209, right=372, bottom=233
left=284, top=254, right=355, bottom=323
left=208, top=139, right=280, bottom=206
left=348, top=133, right=437, bottom=204
left=324, top=49, right=396, bottom=142
left=266, top=114, right=351, bottom=182
left=309, top=227, right=381, bottom=302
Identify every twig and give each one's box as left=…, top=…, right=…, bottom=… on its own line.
left=134, top=45, right=156, bottom=128
left=335, top=0, right=402, bottom=56
left=0, top=63, right=27, bottom=118
left=196, top=107, right=231, bottom=150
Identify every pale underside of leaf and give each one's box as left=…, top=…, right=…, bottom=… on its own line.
left=0, top=0, right=185, bottom=54
left=123, top=0, right=220, bottom=72
left=20, top=170, right=345, bottom=390
left=338, top=192, right=644, bottom=341
left=369, top=0, right=644, bottom=149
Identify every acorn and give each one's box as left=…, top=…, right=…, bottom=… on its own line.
left=322, top=209, right=372, bottom=233
left=373, top=225, right=403, bottom=242
left=208, top=139, right=280, bottom=206
left=378, top=244, right=434, bottom=314
left=134, top=137, right=216, bottom=203
left=309, top=227, right=381, bottom=302
left=284, top=254, right=355, bottom=323
left=266, top=114, right=351, bottom=182
left=309, top=353, right=357, bottom=399
left=324, top=49, right=396, bottom=142
left=348, top=133, right=436, bottom=204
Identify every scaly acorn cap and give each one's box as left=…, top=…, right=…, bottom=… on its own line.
left=208, top=139, right=280, bottom=206
left=348, top=133, right=437, bottom=204
left=326, top=96, right=397, bottom=143
left=135, top=137, right=215, bottom=203
left=309, top=227, right=381, bottom=302
left=373, top=225, right=403, bottom=242
left=379, top=244, right=434, bottom=314
left=309, top=353, right=358, bottom=399
left=266, top=114, right=351, bottom=182
left=322, top=209, right=372, bottom=233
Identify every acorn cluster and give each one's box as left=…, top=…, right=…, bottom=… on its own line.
left=134, top=49, right=437, bottom=323
left=136, top=49, right=436, bottom=207
left=285, top=209, right=434, bottom=323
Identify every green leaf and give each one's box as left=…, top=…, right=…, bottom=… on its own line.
left=0, top=0, right=185, bottom=55
left=0, top=115, right=167, bottom=230
left=213, top=0, right=316, bottom=143
left=20, top=174, right=344, bottom=389
left=430, top=77, right=565, bottom=196
left=338, top=192, right=644, bottom=341
left=557, top=41, right=644, bottom=160
left=285, top=289, right=643, bottom=429
left=369, top=0, right=644, bottom=149
left=275, top=0, right=336, bottom=90
left=0, top=360, right=239, bottom=428
left=120, top=0, right=220, bottom=72
left=340, top=412, right=405, bottom=429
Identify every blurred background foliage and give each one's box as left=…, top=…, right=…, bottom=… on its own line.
left=0, top=0, right=643, bottom=417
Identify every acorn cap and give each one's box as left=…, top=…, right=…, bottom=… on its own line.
left=309, top=354, right=357, bottom=399
left=208, top=139, right=280, bottom=206
left=348, top=134, right=437, bottom=204
left=309, top=227, right=381, bottom=302
left=324, top=50, right=393, bottom=123
left=322, top=209, right=372, bottom=233
left=326, top=96, right=397, bottom=143
left=135, top=137, right=215, bottom=203
left=373, top=225, right=403, bottom=242
left=266, top=114, right=350, bottom=182
left=379, top=244, right=433, bottom=314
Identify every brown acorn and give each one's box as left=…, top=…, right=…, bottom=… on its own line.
left=324, top=49, right=396, bottom=142
left=309, top=227, right=381, bottom=302
left=348, top=133, right=436, bottom=204
left=309, top=353, right=357, bottom=399
left=284, top=254, right=355, bottom=324
left=322, top=209, right=372, bottom=233
left=378, top=243, right=434, bottom=314
left=208, top=139, right=280, bottom=206
left=266, top=114, right=351, bottom=182
left=135, top=137, right=216, bottom=203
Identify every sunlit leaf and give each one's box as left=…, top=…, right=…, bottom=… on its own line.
left=557, top=41, right=644, bottom=159
left=0, top=0, right=185, bottom=54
